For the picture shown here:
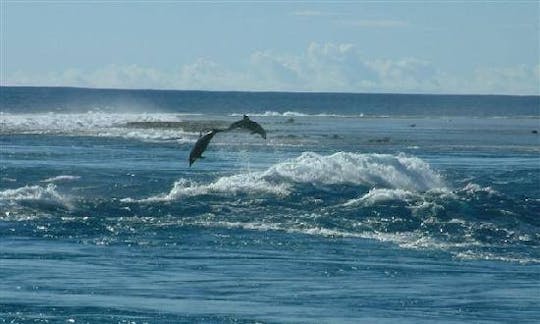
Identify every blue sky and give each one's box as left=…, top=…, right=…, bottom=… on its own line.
left=2, top=1, right=539, bottom=95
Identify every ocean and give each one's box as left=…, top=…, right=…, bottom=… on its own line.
left=1, top=86, right=539, bottom=323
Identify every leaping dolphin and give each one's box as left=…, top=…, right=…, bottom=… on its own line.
left=189, top=129, right=222, bottom=166
left=227, top=115, right=267, bottom=139
left=187, top=115, right=266, bottom=166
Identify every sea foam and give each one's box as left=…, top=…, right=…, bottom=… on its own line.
left=0, top=184, right=71, bottom=209
left=133, top=152, right=446, bottom=202
left=230, top=111, right=364, bottom=118
left=0, top=112, right=194, bottom=142
left=41, top=175, right=81, bottom=183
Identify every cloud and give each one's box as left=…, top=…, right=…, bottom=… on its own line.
left=470, top=65, right=540, bottom=95
left=176, top=58, right=247, bottom=90
left=366, top=57, right=441, bottom=92
left=243, top=42, right=439, bottom=93
left=291, top=11, right=409, bottom=29
left=5, top=65, right=169, bottom=90
left=291, top=10, right=341, bottom=17
left=291, top=10, right=325, bottom=17
left=249, top=51, right=303, bottom=90
left=4, top=42, right=539, bottom=95
left=339, top=19, right=409, bottom=28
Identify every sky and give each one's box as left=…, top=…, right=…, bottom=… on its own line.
left=1, top=1, right=539, bottom=95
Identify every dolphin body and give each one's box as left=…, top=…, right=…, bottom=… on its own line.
left=187, top=115, right=266, bottom=166
left=227, top=115, right=267, bottom=139
left=189, top=129, right=222, bottom=166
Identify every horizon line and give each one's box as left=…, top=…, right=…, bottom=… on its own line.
left=1, top=84, right=539, bottom=98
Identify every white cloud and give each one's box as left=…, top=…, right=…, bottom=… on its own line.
left=470, top=65, right=540, bottom=95
left=249, top=51, right=303, bottom=90
left=176, top=58, right=243, bottom=90
left=292, top=10, right=325, bottom=17
left=4, top=42, right=539, bottom=95
left=339, top=19, right=409, bottom=28
left=366, top=58, right=441, bottom=92
left=291, top=10, right=341, bottom=17
left=86, top=65, right=167, bottom=89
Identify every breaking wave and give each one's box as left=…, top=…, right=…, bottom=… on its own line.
left=119, top=151, right=539, bottom=263
left=0, top=184, right=72, bottom=209
left=129, top=152, right=446, bottom=202
left=230, top=111, right=364, bottom=118
left=41, top=175, right=81, bottom=183
left=4, top=150, right=536, bottom=264
left=0, top=112, right=195, bottom=143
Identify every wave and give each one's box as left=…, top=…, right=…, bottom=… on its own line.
left=230, top=111, right=365, bottom=118
left=119, top=151, right=539, bottom=263
left=0, top=184, right=72, bottom=209
left=343, top=188, right=419, bottom=206
left=41, top=175, right=81, bottom=183
left=460, top=182, right=499, bottom=197
left=128, top=152, right=446, bottom=202
left=0, top=112, right=196, bottom=142
left=273, top=152, right=444, bottom=190
left=164, top=210, right=539, bottom=264
left=126, top=176, right=290, bottom=202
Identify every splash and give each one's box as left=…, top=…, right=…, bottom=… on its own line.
left=0, top=184, right=72, bottom=209
left=41, top=175, right=81, bottom=183
left=132, top=152, right=446, bottom=202
left=230, top=111, right=364, bottom=118
left=344, top=188, right=419, bottom=206
left=0, top=112, right=194, bottom=143
left=262, top=152, right=445, bottom=191
left=132, top=176, right=290, bottom=202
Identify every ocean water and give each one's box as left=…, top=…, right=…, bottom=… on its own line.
left=1, top=87, right=539, bottom=323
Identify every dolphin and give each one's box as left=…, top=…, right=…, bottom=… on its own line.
left=189, top=129, right=222, bottom=166
left=227, top=115, right=267, bottom=139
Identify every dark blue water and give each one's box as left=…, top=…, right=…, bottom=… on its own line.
left=1, top=87, right=540, bottom=323
left=2, top=86, right=539, bottom=117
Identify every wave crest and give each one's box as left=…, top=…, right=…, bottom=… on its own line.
left=133, top=152, right=445, bottom=202
left=263, top=152, right=445, bottom=191
left=230, top=111, right=364, bottom=118
left=0, top=112, right=194, bottom=143
left=135, top=176, right=290, bottom=202
left=0, top=184, right=71, bottom=208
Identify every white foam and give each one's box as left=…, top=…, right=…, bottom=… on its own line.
left=230, top=111, right=364, bottom=118
left=455, top=250, right=540, bottom=264
left=125, top=176, right=290, bottom=202
left=344, top=188, right=418, bottom=206
left=0, top=112, right=193, bottom=142
left=186, top=219, right=476, bottom=253
left=132, top=152, right=445, bottom=202
left=41, top=175, right=81, bottom=183
left=0, top=184, right=71, bottom=208
left=461, top=183, right=499, bottom=196
left=189, top=220, right=364, bottom=239
left=263, top=152, right=445, bottom=191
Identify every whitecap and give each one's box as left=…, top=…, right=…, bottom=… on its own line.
left=125, top=176, right=290, bottom=202
left=262, top=152, right=445, bottom=191
left=344, top=188, right=418, bottom=206
left=131, top=151, right=445, bottom=202
left=0, top=184, right=72, bottom=209
left=461, top=183, right=499, bottom=196
left=41, top=175, right=81, bottom=183
left=0, top=112, right=193, bottom=142
left=229, top=111, right=364, bottom=118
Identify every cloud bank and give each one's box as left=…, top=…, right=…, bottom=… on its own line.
left=4, top=42, right=539, bottom=95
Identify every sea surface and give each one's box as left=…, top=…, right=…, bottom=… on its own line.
left=1, top=87, right=539, bottom=323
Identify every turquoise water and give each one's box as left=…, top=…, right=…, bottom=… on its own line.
left=1, top=87, right=539, bottom=323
